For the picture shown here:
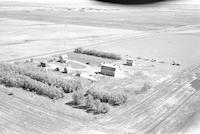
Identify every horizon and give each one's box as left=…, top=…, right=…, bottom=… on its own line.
left=1, top=0, right=200, bottom=5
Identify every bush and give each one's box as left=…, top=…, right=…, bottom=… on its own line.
left=74, top=48, right=121, bottom=60
left=108, top=93, right=128, bottom=106
left=85, top=94, right=95, bottom=109
left=95, top=101, right=109, bottom=114
left=135, top=82, right=152, bottom=94
left=72, top=91, right=85, bottom=105
left=86, top=89, right=128, bottom=106
left=142, top=83, right=152, bottom=91
left=86, top=89, right=110, bottom=103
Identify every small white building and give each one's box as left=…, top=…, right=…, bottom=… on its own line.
left=100, top=63, right=122, bottom=78
left=58, top=54, right=69, bottom=63
left=126, top=57, right=135, bottom=66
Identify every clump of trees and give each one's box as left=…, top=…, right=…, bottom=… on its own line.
left=85, top=95, right=109, bottom=114
left=72, top=88, right=128, bottom=114
left=0, top=63, right=82, bottom=93
left=72, top=92, right=109, bottom=114
left=74, top=48, right=121, bottom=60
left=71, top=86, right=128, bottom=114
left=86, top=89, right=128, bottom=106
left=0, top=63, right=85, bottom=99
left=108, top=93, right=128, bottom=106
left=0, top=68, right=64, bottom=99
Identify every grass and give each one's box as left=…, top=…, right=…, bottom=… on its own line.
left=69, top=61, right=86, bottom=69
left=67, top=52, right=113, bottom=66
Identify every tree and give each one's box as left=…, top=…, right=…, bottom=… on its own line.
left=72, top=91, right=85, bottom=105
left=85, top=94, right=95, bottom=110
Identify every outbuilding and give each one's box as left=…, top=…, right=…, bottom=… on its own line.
left=40, top=62, right=47, bottom=67
left=58, top=54, right=68, bottom=63
left=126, top=57, right=135, bottom=66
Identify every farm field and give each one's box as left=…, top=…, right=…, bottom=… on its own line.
left=0, top=18, right=137, bottom=62
left=0, top=1, right=200, bottom=134
left=93, top=33, right=200, bottom=70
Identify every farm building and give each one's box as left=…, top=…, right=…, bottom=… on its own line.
left=126, top=57, right=135, bottom=66
left=39, top=62, right=47, bottom=67
left=100, top=63, right=123, bottom=78
left=58, top=54, right=69, bottom=63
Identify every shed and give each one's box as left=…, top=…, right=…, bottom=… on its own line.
left=126, top=57, right=135, bottom=66
left=100, top=63, right=122, bottom=78
left=40, top=62, right=47, bottom=67
left=58, top=54, right=68, bottom=63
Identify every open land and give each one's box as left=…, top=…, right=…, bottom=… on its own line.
left=0, top=1, right=200, bottom=134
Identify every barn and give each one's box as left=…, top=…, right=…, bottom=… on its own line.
left=100, top=63, right=122, bottom=78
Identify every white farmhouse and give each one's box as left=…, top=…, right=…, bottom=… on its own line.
left=100, top=63, right=123, bottom=78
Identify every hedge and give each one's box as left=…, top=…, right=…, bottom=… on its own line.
left=74, top=48, right=121, bottom=60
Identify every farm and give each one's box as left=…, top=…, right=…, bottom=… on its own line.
left=3, top=49, right=169, bottom=114
left=0, top=1, right=200, bottom=134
